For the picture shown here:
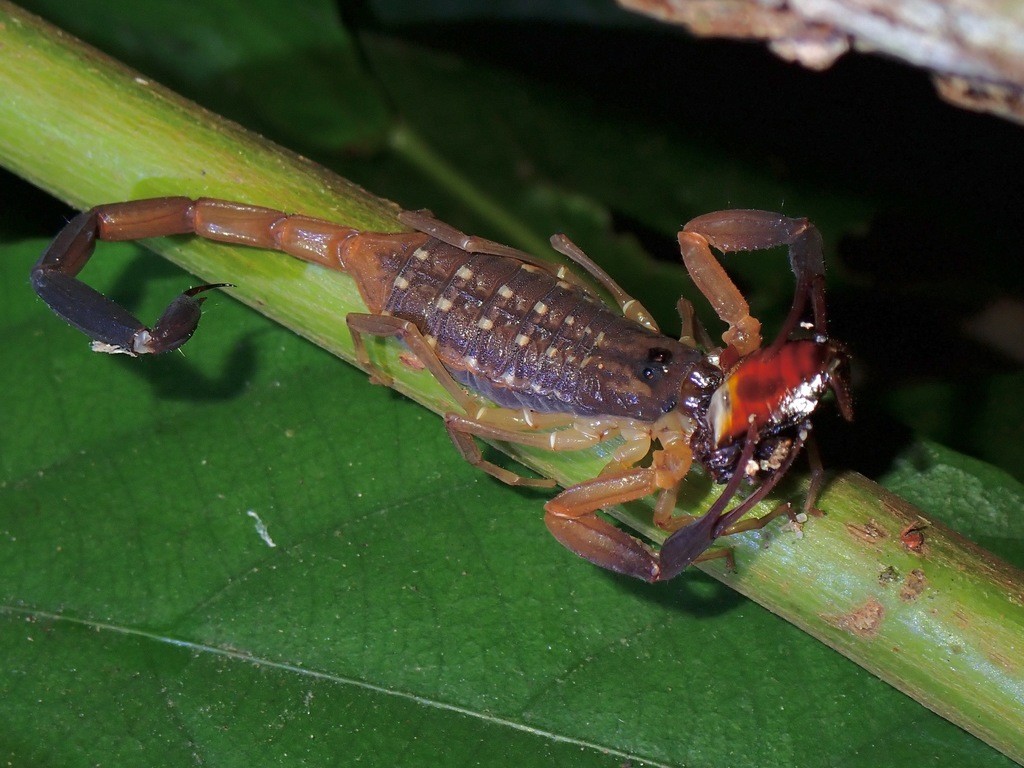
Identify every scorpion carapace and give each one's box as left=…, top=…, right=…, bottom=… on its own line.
left=31, top=198, right=851, bottom=582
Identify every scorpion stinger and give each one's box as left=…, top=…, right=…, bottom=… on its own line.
left=31, top=202, right=230, bottom=355
left=32, top=198, right=849, bottom=582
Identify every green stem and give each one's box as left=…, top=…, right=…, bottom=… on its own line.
left=1, top=3, right=1022, bottom=763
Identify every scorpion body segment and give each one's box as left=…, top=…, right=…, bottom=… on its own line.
left=32, top=197, right=850, bottom=582
left=367, top=235, right=706, bottom=420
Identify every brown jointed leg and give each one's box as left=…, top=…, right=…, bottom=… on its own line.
left=399, top=210, right=609, bottom=303
left=345, top=312, right=479, bottom=412
left=548, top=234, right=659, bottom=331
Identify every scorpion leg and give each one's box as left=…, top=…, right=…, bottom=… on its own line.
left=443, top=411, right=642, bottom=490
left=345, top=313, right=481, bottom=412
left=546, top=422, right=802, bottom=581
left=548, top=234, right=659, bottom=331
left=680, top=210, right=827, bottom=354
left=445, top=423, right=556, bottom=488
left=400, top=210, right=660, bottom=331
left=543, top=435, right=693, bottom=581
left=398, top=210, right=605, bottom=303
left=347, top=313, right=633, bottom=489
left=543, top=466, right=747, bottom=582
left=446, top=410, right=611, bottom=448
left=675, top=297, right=715, bottom=350
left=31, top=199, right=230, bottom=355
left=544, top=467, right=666, bottom=581
left=399, top=209, right=538, bottom=263
left=653, top=423, right=773, bottom=579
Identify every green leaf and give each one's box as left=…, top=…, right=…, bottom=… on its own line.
left=3, top=0, right=1023, bottom=765
left=881, top=441, right=1024, bottom=563
left=3, top=234, right=1018, bottom=765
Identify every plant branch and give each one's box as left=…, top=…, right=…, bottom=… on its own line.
left=618, top=0, right=1024, bottom=125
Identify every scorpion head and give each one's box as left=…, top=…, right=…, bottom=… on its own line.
left=577, top=326, right=706, bottom=421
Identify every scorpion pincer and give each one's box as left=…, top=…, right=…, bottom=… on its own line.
left=32, top=198, right=851, bottom=582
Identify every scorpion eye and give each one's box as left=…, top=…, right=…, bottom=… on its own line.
left=640, top=347, right=673, bottom=383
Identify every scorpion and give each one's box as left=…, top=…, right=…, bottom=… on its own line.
left=31, top=198, right=851, bottom=582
